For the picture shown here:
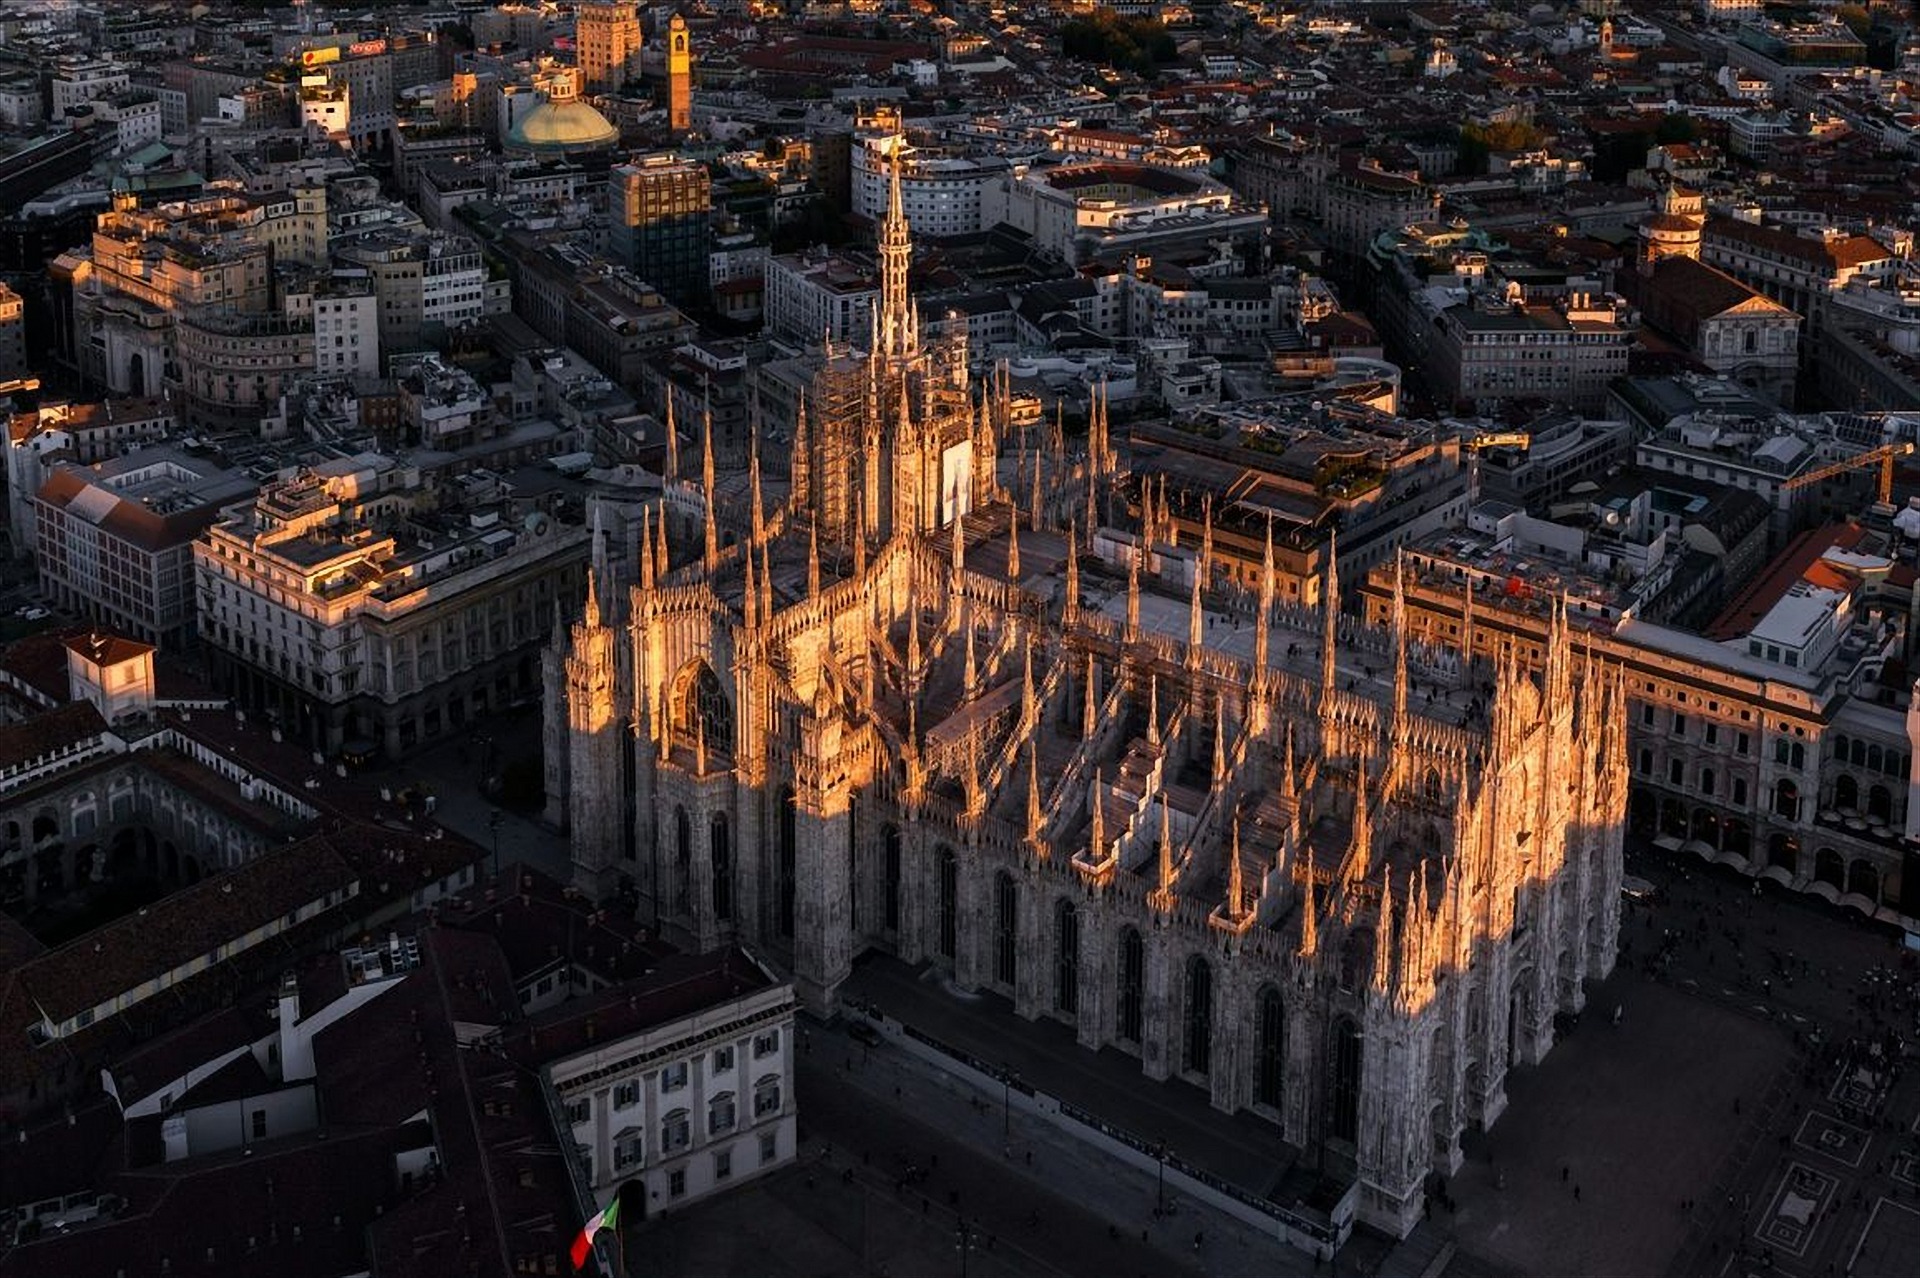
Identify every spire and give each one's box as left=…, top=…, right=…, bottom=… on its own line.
left=1320, top=529, right=1340, bottom=704
left=1146, top=673, right=1160, bottom=747
left=1282, top=719, right=1300, bottom=853
left=790, top=395, right=810, bottom=511
left=1211, top=695, right=1226, bottom=785
left=1026, top=735, right=1045, bottom=851
left=1187, top=565, right=1204, bottom=657
left=640, top=506, right=655, bottom=594
left=1125, top=541, right=1141, bottom=640
left=760, top=538, right=773, bottom=623
left=1157, top=799, right=1174, bottom=894
left=807, top=522, right=821, bottom=600
left=1082, top=650, right=1098, bottom=740
left=749, top=437, right=768, bottom=551
left=1089, top=768, right=1106, bottom=861
left=1371, top=872, right=1395, bottom=997
left=1020, top=635, right=1036, bottom=730
left=1007, top=502, right=1021, bottom=580
left=878, top=131, right=914, bottom=361
left=663, top=393, right=679, bottom=482
left=1064, top=517, right=1080, bottom=614
left=1228, top=816, right=1245, bottom=918
left=1348, top=760, right=1372, bottom=882
left=583, top=557, right=602, bottom=630
left=950, top=514, right=966, bottom=608
left=701, top=401, right=719, bottom=572
left=742, top=527, right=759, bottom=632
left=1297, top=864, right=1318, bottom=958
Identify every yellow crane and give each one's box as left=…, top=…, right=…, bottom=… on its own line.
left=1464, top=432, right=1532, bottom=450
left=1782, top=441, right=1914, bottom=507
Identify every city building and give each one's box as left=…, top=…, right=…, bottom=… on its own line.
left=987, top=159, right=1268, bottom=267
left=611, top=153, right=712, bottom=309
left=1625, top=186, right=1800, bottom=406
left=196, top=465, right=592, bottom=755
left=5, top=397, right=173, bottom=557
left=851, top=131, right=1011, bottom=240
left=0, top=282, right=23, bottom=382
left=577, top=2, right=642, bottom=93
left=35, top=445, right=257, bottom=647
left=546, top=159, right=1627, bottom=1244
left=764, top=249, right=878, bottom=348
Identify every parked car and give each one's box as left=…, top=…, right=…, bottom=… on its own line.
left=847, top=1020, right=883, bottom=1047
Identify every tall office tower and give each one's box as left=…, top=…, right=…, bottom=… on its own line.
left=577, top=2, right=641, bottom=93
left=666, top=12, right=692, bottom=136
left=610, top=152, right=712, bottom=307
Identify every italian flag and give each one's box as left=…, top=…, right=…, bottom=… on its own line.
left=569, top=1197, right=620, bottom=1271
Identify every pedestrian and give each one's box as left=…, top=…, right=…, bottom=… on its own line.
left=1613, top=1004, right=1623, bottom=1026
left=1562, top=1166, right=1569, bottom=1182
left=1574, top=1184, right=1581, bottom=1202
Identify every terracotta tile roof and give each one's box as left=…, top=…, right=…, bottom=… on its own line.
left=60, top=633, right=154, bottom=668
left=0, top=701, right=105, bottom=773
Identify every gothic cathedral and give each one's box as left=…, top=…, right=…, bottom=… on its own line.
left=544, top=145, right=1629, bottom=1238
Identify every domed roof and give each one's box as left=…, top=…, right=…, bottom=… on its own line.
left=507, top=99, right=618, bottom=154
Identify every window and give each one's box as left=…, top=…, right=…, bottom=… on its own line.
left=1671, top=712, right=1687, bottom=738
left=1736, top=732, right=1750, bottom=756
left=1668, top=759, right=1684, bottom=785
left=613, top=1129, right=643, bottom=1170
left=994, top=872, right=1017, bottom=987
left=1700, top=769, right=1716, bottom=797
left=712, top=1046, right=734, bottom=1074
left=753, top=1074, right=782, bottom=1118
left=753, top=1030, right=780, bottom=1060
left=661, top=1062, right=688, bottom=1092
left=251, top=1109, right=267, bottom=1140
left=566, top=1099, right=590, bottom=1126
left=660, top=1109, right=690, bottom=1154
left=709, top=1092, right=735, bottom=1134
left=614, top=1081, right=639, bottom=1109
left=1705, top=723, right=1719, bottom=747
left=759, top=1131, right=778, bottom=1165
left=714, top=1148, right=731, bottom=1181
left=1638, top=749, right=1653, bottom=776
left=1733, top=778, right=1748, bottom=805
left=1117, top=927, right=1144, bottom=1043
left=669, top=1168, right=686, bottom=1198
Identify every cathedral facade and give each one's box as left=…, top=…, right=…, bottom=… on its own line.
left=545, top=150, right=1628, bottom=1238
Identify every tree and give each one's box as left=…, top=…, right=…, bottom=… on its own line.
left=1655, top=113, right=1699, bottom=144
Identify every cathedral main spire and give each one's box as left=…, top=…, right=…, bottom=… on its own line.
left=877, top=133, right=916, bottom=363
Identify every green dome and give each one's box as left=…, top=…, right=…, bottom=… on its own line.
left=506, top=99, right=619, bottom=154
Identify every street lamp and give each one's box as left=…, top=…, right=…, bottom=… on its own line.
left=488, top=808, right=503, bottom=881
left=1002, top=1068, right=1011, bottom=1141
left=1155, top=1139, right=1168, bottom=1216
left=954, top=1219, right=979, bottom=1278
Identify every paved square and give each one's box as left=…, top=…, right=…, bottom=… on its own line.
left=1793, top=1111, right=1870, bottom=1168
left=1446, top=971, right=1794, bottom=1278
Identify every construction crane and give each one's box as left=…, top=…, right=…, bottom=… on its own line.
left=1464, top=432, right=1532, bottom=450
left=1782, top=441, right=1915, bottom=507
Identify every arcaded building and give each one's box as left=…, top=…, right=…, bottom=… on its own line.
left=547, top=149, right=1628, bottom=1239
